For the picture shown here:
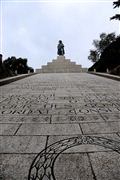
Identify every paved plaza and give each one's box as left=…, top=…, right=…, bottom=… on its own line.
left=0, top=73, right=120, bottom=180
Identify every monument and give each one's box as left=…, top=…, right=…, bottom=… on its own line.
left=57, top=40, right=65, bottom=56
left=36, top=41, right=87, bottom=73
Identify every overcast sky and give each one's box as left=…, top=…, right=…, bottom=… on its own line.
left=0, top=0, right=119, bottom=69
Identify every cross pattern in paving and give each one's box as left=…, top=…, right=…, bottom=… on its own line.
left=0, top=73, right=120, bottom=180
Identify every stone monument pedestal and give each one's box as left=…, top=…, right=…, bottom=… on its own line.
left=36, top=56, right=87, bottom=73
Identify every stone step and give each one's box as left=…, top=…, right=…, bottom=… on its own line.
left=39, top=68, right=82, bottom=73
left=47, top=61, right=77, bottom=67
left=36, top=56, right=85, bottom=73
left=42, top=64, right=81, bottom=69
left=36, top=69, right=86, bottom=73
left=41, top=65, right=47, bottom=69
left=50, top=60, right=71, bottom=65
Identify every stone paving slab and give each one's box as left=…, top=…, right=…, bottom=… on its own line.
left=16, top=123, right=81, bottom=135
left=0, top=115, right=51, bottom=123
left=0, top=154, right=35, bottom=180
left=0, top=73, right=120, bottom=179
left=47, top=133, right=120, bottom=153
left=0, top=136, right=46, bottom=153
left=80, top=121, right=120, bottom=134
left=101, top=113, right=120, bottom=121
left=0, top=123, right=20, bottom=135
left=51, top=114, right=105, bottom=123
left=54, top=153, right=94, bottom=180
left=89, top=151, right=120, bottom=180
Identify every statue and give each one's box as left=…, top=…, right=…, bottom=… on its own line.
left=57, top=40, right=65, bottom=55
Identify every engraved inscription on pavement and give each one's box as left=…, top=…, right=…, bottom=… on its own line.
left=0, top=73, right=120, bottom=180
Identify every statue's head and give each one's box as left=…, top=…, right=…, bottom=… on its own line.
left=59, top=40, right=62, bottom=44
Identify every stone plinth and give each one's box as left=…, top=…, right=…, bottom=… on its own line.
left=36, top=56, right=87, bottom=73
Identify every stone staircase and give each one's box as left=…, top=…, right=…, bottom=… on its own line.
left=36, top=56, right=87, bottom=73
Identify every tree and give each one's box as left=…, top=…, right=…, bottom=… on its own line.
left=88, top=32, right=116, bottom=63
left=110, top=0, right=120, bottom=20
left=88, top=36, right=120, bottom=73
left=88, top=50, right=99, bottom=63
left=3, top=56, right=34, bottom=74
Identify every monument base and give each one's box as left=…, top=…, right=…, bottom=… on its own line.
left=36, top=56, right=87, bottom=73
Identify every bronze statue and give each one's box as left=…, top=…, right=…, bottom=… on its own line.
left=57, top=40, right=65, bottom=55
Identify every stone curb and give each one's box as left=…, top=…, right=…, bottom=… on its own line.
left=0, top=73, right=37, bottom=86
left=88, top=72, right=120, bottom=81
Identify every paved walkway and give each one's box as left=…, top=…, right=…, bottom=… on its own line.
left=0, top=73, right=120, bottom=180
